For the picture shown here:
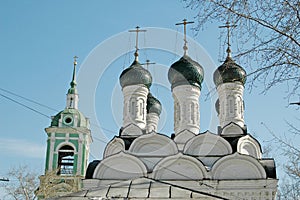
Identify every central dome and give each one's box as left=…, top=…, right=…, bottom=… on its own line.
left=168, top=55, right=204, bottom=89
left=119, top=60, right=152, bottom=89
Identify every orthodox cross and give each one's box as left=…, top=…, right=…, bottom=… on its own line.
left=176, top=19, right=194, bottom=55
left=129, top=26, right=146, bottom=61
left=219, top=21, right=237, bottom=58
left=73, top=56, right=78, bottom=66
left=141, top=59, right=156, bottom=70
left=71, top=56, right=78, bottom=85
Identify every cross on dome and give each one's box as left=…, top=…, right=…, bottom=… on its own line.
left=70, top=56, right=78, bottom=89
left=73, top=55, right=78, bottom=65
left=175, top=19, right=194, bottom=55
left=141, top=59, right=155, bottom=70
left=129, top=26, right=146, bottom=62
left=219, top=21, right=237, bottom=58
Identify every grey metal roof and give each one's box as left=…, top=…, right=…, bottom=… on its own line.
left=51, top=178, right=228, bottom=200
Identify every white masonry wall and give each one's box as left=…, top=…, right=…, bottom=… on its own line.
left=146, top=112, right=159, bottom=133
left=216, top=82, right=244, bottom=128
left=172, top=85, right=200, bottom=135
left=122, top=84, right=149, bottom=130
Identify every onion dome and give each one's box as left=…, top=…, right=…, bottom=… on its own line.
left=51, top=108, right=89, bottom=128
left=119, top=60, right=152, bottom=89
left=213, top=56, right=247, bottom=87
left=168, top=55, right=204, bottom=89
left=147, top=93, right=162, bottom=115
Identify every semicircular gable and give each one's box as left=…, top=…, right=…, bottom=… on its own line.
left=120, top=124, right=143, bottom=136
left=211, top=153, right=266, bottom=180
left=221, top=123, right=244, bottom=136
left=93, top=152, right=147, bottom=179
left=103, top=137, right=125, bottom=158
left=128, top=132, right=178, bottom=156
left=151, top=153, right=208, bottom=180
left=237, top=135, right=262, bottom=159
left=183, top=131, right=232, bottom=156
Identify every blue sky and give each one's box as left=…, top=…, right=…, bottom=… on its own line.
left=0, top=0, right=298, bottom=195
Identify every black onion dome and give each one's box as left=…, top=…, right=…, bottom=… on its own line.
left=168, top=55, right=204, bottom=89
left=147, top=93, right=162, bottom=115
left=120, top=60, right=152, bottom=89
left=213, top=57, right=247, bottom=87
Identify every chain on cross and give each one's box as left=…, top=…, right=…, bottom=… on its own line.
left=176, top=19, right=194, bottom=55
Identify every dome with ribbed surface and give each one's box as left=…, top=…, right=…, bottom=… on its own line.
left=147, top=93, right=162, bottom=115
left=120, top=60, right=152, bottom=89
left=213, top=57, right=246, bottom=87
left=168, top=55, right=204, bottom=89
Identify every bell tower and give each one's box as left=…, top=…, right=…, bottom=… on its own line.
left=36, top=57, right=92, bottom=199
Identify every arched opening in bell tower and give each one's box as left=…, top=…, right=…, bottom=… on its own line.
left=57, top=145, right=75, bottom=175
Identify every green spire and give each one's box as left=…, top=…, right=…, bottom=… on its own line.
left=68, top=56, right=78, bottom=94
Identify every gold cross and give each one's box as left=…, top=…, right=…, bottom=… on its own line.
left=176, top=19, right=194, bottom=55
left=129, top=26, right=147, bottom=61
left=219, top=21, right=237, bottom=57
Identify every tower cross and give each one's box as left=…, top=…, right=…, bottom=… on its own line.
left=129, top=26, right=146, bottom=61
left=219, top=21, right=237, bottom=58
left=71, top=56, right=78, bottom=86
left=73, top=56, right=78, bottom=66
left=141, top=59, right=156, bottom=70
left=176, top=19, right=194, bottom=55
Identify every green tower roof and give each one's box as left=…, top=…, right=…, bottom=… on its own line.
left=68, top=58, right=78, bottom=94
left=51, top=108, right=89, bottom=128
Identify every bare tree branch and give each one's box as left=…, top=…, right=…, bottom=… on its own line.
left=183, top=0, right=300, bottom=99
left=3, top=165, right=38, bottom=200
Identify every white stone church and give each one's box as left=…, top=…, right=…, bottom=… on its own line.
left=36, top=24, right=278, bottom=200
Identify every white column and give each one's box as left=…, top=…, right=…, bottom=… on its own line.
left=172, top=85, right=200, bottom=135
left=122, top=84, right=148, bottom=129
left=216, top=82, right=245, bottom=128
left=146, top=113, right=159, bottom=133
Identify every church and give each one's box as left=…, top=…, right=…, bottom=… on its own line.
left=36, top=21, right=278, bottom=199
